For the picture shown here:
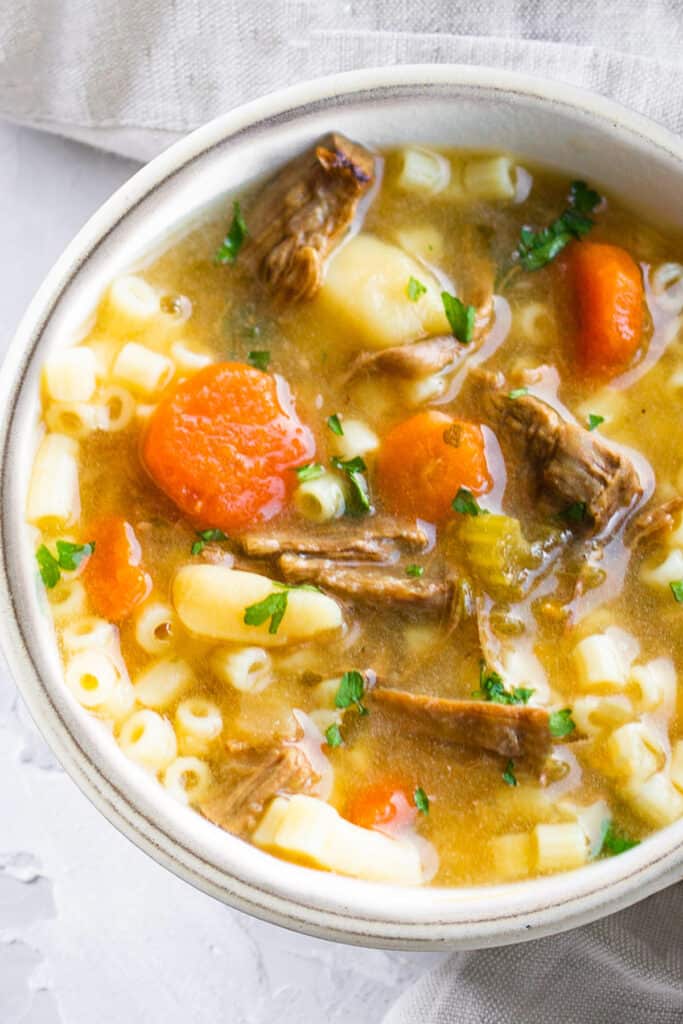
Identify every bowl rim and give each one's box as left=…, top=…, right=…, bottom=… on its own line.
left=1, top=64, right=682, bottom=950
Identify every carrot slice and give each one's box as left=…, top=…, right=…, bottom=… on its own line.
left=344, top=780, right=416, bottom=832
left=142, top=363, right=315, bottom=532
left=376, top=411, right=491, bottom=523
left=566, top=241, right=644, bottom=376
left=83, top=516, right=151, bottom=622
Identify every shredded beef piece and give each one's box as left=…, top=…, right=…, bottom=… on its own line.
left=346, top=335, right=460, bottom=381
left=626, top=496, right=683, bottom=548
left=278, top=554, right=453, bottom=609
left=240, top=132, right=375, bottom=303
left=238, top=516, right=429, bottom=561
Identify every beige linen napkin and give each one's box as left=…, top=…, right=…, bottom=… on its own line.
left=0, top=2, right=682, bottom=1021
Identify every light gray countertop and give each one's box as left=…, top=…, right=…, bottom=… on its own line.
left=0, top=120, right=443, bottom=1024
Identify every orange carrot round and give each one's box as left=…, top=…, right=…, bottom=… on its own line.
left=142, top=363, right=315, bottom=532
left=567, top=241, right=644, bottom=376
left=344, top=780, right=416, bottom=832
left=375, top=411, right=491, bottom=523
left=83, top=516, right=151, bottom=622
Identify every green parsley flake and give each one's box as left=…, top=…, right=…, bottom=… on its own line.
left=441, top=291, right=476, bottom=344
left=670, top=580, right=683, bottom=603
left=334, top=670, right=368, bottom=715
left=295, top=463, right=325, bottom=483
left=325, top=723, right=343, bottom=748
left=405, top=564, right=425, bottom=578
left=502, top=760, right=517, bottom=787
left=331, top=455, right=371, bottom=516
left=414, top=787, right=430, bottom=814
left=508, top=387, right=529, bottom=400
left=327, top=413, right=344, bottom=436
left=247, top=350, right=270, bottom=371
left=215, top=200, right=248, bottom=264
left=474, top=662, right=534, bottom=706
left=191, top=528, right=229, bottom=556
left=549, top=708, right=576, bottom=738
left=600, top=822, right=640, bottom=856
left=36, top=540, right=95, bottom=589
left=36, top=545, right=61, bottom=589
left=452, top=487, right=483, bottom=516
left=562, top=501, right=588, bottom=524
left=406, top=276, right=427, bottom=302
left=587, top=413, right=605, bottom=431
left=243, top=590, right=289, bottom=635
left=515, top=179, right=602, bottom=272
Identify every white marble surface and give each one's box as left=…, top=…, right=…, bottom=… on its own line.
left=0, top=120, right=444, bottom=1024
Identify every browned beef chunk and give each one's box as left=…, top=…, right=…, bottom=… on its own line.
left=199, top=742, right=317, bottom=837
left=483, top=380, right=642, bottom=532
left=625, top=496, right=683, bottom=548
left=346, top=335, right=460, bottom=381
left=240, top=133, right=375, bottom=303
left=369, top=687, right=552, bottom=766
left=278, top=554, right=453, bottom=609
left=238, top=516, right=429, bottom=562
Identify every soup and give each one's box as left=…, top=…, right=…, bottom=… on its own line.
left=27, top=135, right=683, bottom=886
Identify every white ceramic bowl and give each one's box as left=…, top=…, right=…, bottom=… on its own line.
left=1, top=66, right=682, bottom=950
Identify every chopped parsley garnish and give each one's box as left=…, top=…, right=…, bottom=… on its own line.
left=474, top=662, right=534, bottom=705
left=406, top=276, right=427, bottom=302
left=327, top=413, right=344, bottom=436
left=247, top=349, right=270, bottom=371
left=331, top=455, right=371, bottom=516
left=414, top=787, right=430, bottom=814
left=670, top=580, right=683, bottom=603
left=600, top=822, right=640, bottom=856
left=295, top=463, right=325, bottom=483
left=441, top=291, right=476, bottom=344
left=515, top=180, right=602, bottom=271
left=452, top=487, right=484, bottom=516
left=562, top=501, right=587, bottom=524
left=243, top=590, right=289, bottom=635
left=191, top=528, right=229, bottom=556
left=508, top=387, right=529, bottom=400
left=549, top=708, right=576, bottom=738
left=502, top=760, right=517, bottom=787
left=587, top=413, right=605, bottom=431
left=405, top=564, right=425, bottom=578
left=36, top=541, right=95, bottom=589
left=215, top=200, right=248, bottom=264
left=325, top=723, right=343, bottom=748
left=334, top=670, right=368, bottom=716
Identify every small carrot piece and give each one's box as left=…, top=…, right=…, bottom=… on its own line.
left=375, top=411, right=491, bottom=523
left=344, top=780, right=416, bottom=832
left=83, top=516, right=151, bottom=622
left=566, top=241, right=644, bottom=376
left=142, top=363, right=315, bottom=532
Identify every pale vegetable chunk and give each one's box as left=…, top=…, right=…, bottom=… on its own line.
left=27, top=433, right=80, bottom=527
left=606, top=723, right=664, bottom=782
left=320, top=235, right=450, bottom=349
left=622, top=772, right=683, bottom=827
left=534, top=823, right=588, bottom=873
left=44, top=347, right=97, bottom=403
left=573, top=633, right=627, bottom=691
left=253, top=794, right=424, bottom=884
left=463, top=156, right=516, bottom=200
left=173, top=565, right=343, bottom=647
left=395, top=147, right=451, bottom=195
left=490, top=833, right=533, bottom=880
left=630, top=658, right=677, bottom=712
left=329, top=419, right=379, bottom=461
left=640, top=548, right=683, bottom=588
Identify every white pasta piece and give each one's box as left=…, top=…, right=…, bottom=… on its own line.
left=113, top=342, right=174, bottom=397
left=607, top=723, right=664, bottom=782
left=401, top=372, right=449, bottom=407
left=27, top=433, right=80, bottom=527
left=630, top=658, right=677, bottom=713
left=211, top=645, right=273, bottom=694
left=62, top=616, right=118, bottom=653
left=173, top=565, right=343, bottom=647
left=395, top=225, right=444, bottom=262
left=573, top=633, right=627, bottom=692
left=463, top=155, right=516, bottom=201
left=48, top=579, right=88, bottom=622
left=118, top=709, right=177, bottom=773
left=534, top=823, right=588, bottom=873
left=134, top=600, right=176, bottom=655
left=175, top=697, right=223, bottom=755
left=514, top=301, right=556, bottom=346
left=650, top=262, right=683, bottom=313
left=253, top=794, right=424, bottom=884
left=133, top=656, right=193, bottom=711
left=329, top=419, right=379, bottom=461
left=502, top=647, right=551, bottom=704
left=572, top=695, right=634, bottom=737
left=44, top=347, right=97, bottom=403
left=490, top=833, right=533, bottom=880
left=171, top=340, right=214, bottom=373
left=671, top=741, right=683, bottom=793
left=162, top=756, right=212, bottom=805
left=622, top=772, right=683, bottom=827
left=105, top=274, right=160, bottom=334
left=65, top=650, right=118, bottom=710
left=640, top=548, right=683, bottom=589
left=310, top=677, right=342, bottom=708
left=45, top=401, right=108, bottom=439
left=395, top=147, right=451, bottom=195
left=88, top=338, right=118, bottom=379
left=320, top=235, right=449, bottom=349
left=98, top=386, right=136, bottom=432
left=575, top=800, right=612, bottom=859
left=294, top=472, right=346, bottom=523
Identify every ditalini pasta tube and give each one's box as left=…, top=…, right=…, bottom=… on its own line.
left=26, top=433, right=80, bottom=526
left=172, top=565, right=343, bottom=646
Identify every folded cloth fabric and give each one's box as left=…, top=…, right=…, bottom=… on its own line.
left=1, top=2, right=682, bottom=1022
